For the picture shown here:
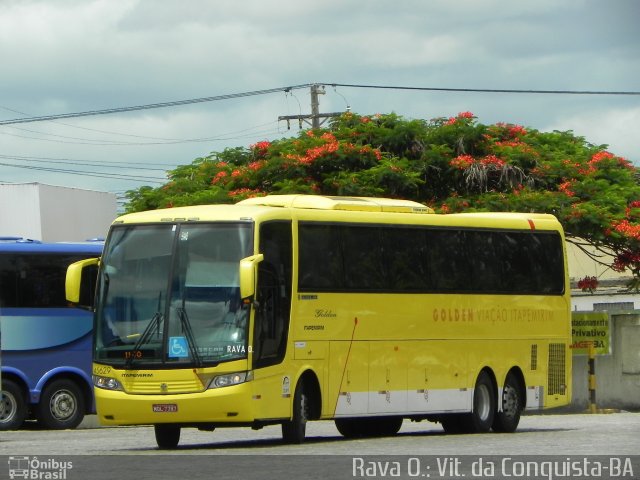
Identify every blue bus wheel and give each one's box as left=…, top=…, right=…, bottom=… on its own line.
left=36, top=379, right=85, bottom=430
left=0, top=379, right=27, bottom=430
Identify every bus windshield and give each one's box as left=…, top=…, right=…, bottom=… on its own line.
left=95, top=222, right=253, bottom=367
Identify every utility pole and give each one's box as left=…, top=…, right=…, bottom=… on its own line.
left=279, top=84, right=344, bottom=130
left=310, top=84, right=322, bottom=129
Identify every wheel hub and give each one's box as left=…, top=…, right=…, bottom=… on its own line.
left=502, top=385, right=518, bottom=418
left=476, top=384, right=491, bottom=421
left=0, top=393, right=17, bottom=423
left=50, top=390, right=76, bottom=420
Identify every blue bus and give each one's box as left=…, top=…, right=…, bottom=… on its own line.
left=0, top=238, right=103, bottom=430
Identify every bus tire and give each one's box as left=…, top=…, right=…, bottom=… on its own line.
left=0, top=379, right=28, bottom=430
left=335, top=418, right=362, bottom=438
left=368, top=416, right=403, bottom=437
left=440, top=414, right=466, bottom=434
left=155, top=424, right=181, bottom=449
left=282, top=381, right=309, bottom=444
left=492, top=372, right=523, bottom=433
left=336, top=417, right=403, bottom=438
left=36, top=379, right=85, bottom=430
left=463, top=371, right=496, bottom=433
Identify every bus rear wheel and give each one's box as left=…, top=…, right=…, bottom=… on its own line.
left=155, top=424, right=181, bottom=449
left=464, top=371, right=496, bottom=433
left=492, top=372, right=523, bottom=433
left=442, top=372, right=496, bottom=434
left=36, top=379, right=85, bottom=430
left=0, top=379, right=27, bottom=430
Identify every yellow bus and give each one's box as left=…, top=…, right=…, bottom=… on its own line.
left=66, top=195, right=571, bottom=448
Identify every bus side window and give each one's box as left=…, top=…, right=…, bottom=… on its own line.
left=298, top=224, right=343, bottom=290
left=253, top=221, right=292, bottom=369
left=0, top=254, right=18, bottom=307
left=341, top=226, right=385, bottom=291
left=382, top=227, right=430, bottom=292
left=426, top=230, right=470, bottom=292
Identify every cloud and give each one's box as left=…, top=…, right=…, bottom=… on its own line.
left=0, top=0, right=638, bottom=194
left=545, top=107, right=640, bottom=162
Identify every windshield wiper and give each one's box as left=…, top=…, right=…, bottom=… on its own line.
left=176, top=298, right=202, bottom=367
left=126, top=310, right=163, bottom=367
left=126, top=292, right=164, bottom=367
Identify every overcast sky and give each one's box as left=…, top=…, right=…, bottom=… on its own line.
left=1, top=0, right=638, bottom=206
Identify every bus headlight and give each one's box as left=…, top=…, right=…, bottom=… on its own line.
left=209, top=371, right=253, bottom=389
left=93, top=375, right=123, bottom=391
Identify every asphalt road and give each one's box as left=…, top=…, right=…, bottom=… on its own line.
left=1, top=412, right=638, bottom=479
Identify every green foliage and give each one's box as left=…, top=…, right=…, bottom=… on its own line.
left=125, top=111, right=640, bottom=287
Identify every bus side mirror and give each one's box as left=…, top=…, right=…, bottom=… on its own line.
left=239, top=254, right=264, bottom=300
left=66, top=257, right=100, bottom=306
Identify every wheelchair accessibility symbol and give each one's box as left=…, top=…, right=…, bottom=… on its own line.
left=168, top=337, right=189, bottom=358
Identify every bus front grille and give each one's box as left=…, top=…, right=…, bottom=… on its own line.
left=123, top=379, right=204, bottom=394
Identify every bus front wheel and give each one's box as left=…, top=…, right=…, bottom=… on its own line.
left=36, top=379, right=85, bottom=429
left=0, top=379, right=27, bottom=430
left=155, top=424, right=181, bottom=449
left=282, top=382, right=309, bottom=444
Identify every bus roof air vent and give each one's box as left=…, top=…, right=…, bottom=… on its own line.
left=237, top=195, right=433, bottom=214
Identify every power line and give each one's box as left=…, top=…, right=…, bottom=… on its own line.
left=1, top=82, right=637, bottom=127
left=0, top=84, right=313, bottom=125
left=0, top=154, right=171, bottom=171
left=327, top=83, right=640, bottom=96
left=0, top=162, right=166, bottom=183
left=1, top=104, right=193, bottom=141
left=0, top=124, right=283, bottom=146
left=0, top=103, right=284, bottom=144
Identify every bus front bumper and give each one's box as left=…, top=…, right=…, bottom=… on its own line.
left=95, top=382, right=255, bottom=426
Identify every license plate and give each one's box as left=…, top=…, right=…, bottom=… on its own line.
left=153, top=404, right=178, bottom=413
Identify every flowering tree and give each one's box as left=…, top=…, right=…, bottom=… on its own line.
left=125, top=112, right=640, bottom=288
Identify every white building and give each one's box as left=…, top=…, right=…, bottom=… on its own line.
left=0, top=183, right=117, bottom=242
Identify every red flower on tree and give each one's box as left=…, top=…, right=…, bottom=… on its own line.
left=250, top=141, right=271, bottom=159
left=612, top=220, right=640, bottom=241
left=445, top=111, right=475, bottom=125
left=577, top=276, right=598, bottom=293
left=480, top=155, right=505, bottom=167
left=558, top=180, right=576, bottom=197
left=211, top=171, right=228, bottom=185
left=228, top=188, right=263, bottom=199
left=450, top=154, right=475, bottom=169
left=507, top=125, right=527, bottom=137
left=248, top=161, right=265, bottom=171
left=613, top=250, right=640, bottom=272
